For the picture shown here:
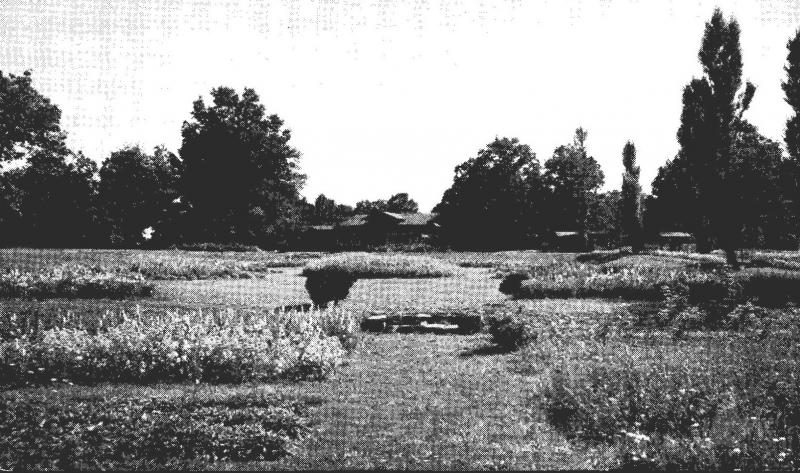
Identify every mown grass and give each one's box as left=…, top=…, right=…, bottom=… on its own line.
left=302, top=252, right=458, bottom=279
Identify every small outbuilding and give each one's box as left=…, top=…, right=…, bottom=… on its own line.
left=658, top=231, right=694, bottom=250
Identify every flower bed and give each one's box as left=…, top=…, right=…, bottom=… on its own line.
left=0, top=307, right=358, bottom=386
left=0, top=265, right=153, bottom=299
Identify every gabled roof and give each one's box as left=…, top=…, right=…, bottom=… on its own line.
left=659, top=232, right=693, bottom=238
left=339, top=212, right=436, bottom=227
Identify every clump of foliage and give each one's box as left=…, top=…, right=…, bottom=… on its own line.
left=485, top=309, right=538, bottom=350
left=0, top=391, right=309, bottom=470
left=511, top=260, right=696, bottom=300
left=171, top=242, right=262, bottom=252
left=0, top=306, right=358, bottom=386
left=302, top=253, right=457, bottom=279
left=540, top=312, right=800, bottom=470
left=126, top=255, right=280, bottom=280
left=0, top=265, right=153, bottom=299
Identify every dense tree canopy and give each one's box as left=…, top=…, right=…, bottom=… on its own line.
left=179, top=87, right=306, bottom=246
left=434, top=137, right=542, bottom=249
left=542, top=128, right=604, bottom=248
left=0, top=70, right=65, bottom=162
left=98, top=146, right=182, bottom=246
left=1, top=149, right=98, bottom=247
left=308, top=193, right=354, bottom=225
left=354, top=193, right=419, bottom=214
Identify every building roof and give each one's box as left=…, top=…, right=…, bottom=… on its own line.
left=659, top=232, right=693, bottom=238
left=339, top=212, right=436, bottom=227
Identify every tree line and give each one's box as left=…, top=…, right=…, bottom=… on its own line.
left=2, top=8, right=800, bottom=263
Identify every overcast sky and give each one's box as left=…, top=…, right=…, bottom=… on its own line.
left=2, top=0, right=800, bottom=212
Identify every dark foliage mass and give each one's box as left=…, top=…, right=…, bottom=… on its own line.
left=179, top=87, right=306, bottom=247
left=98, top=146, right=182, bottom=247
left=434, top=137, right=543, bottom=249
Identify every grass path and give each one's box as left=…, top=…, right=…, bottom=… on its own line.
left=252, top=332, right=602, bottom=470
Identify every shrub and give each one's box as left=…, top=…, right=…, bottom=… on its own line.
left=0, top=307, right=356, bottom=386
left=304, top=273, right=358, bottom=309
left=498, top=271, right=530, bottom=295
left=540, top=313, right=800, bottom=470
left=126, top=255, right=282, bottom=280
left=486, top=310, right=538, bottom=350
left=0, top=391, right=309, bottom=470
left=301, top=252, right=457, bottom=279
left=0, top=265, right=153, bottom=299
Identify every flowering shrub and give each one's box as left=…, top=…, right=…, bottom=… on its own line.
left=539, top=310, right=800, bottom=470
left=302, top=252, right=457, bottom=279
left=0, top=265, right=153, bottom=299
left=0, top=391, right=309, bottom=470
left=126, top=255, right=281, bottom=280
left=512, top=261, right=701, bottom=300
left=0, top=306, right=358, bottom=385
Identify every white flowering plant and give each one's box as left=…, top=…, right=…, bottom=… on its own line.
left=0, top=306, right=359, bottom=385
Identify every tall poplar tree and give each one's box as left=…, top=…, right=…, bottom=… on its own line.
left=620, top=141, right=642, bottom=253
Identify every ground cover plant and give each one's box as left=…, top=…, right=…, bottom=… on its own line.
left=0, top=388, right=310, bottom=470
left=0, top=265, right=153, bottom=299
left=0, top=306, right=358, bottom=386
left=503, top=292, right=800, bottom=469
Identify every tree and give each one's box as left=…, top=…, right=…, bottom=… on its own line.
left=783, top=28, right=800, bottom=244
left=97, top=146, right=182, bottom=247
left=620, top=141, right=643, bottom=252
left=354, top=193, right=419, bottom=214
left=433, top=137, right=542, bottom=249
left=9, top=148, right=98, bottom=247
left=0, top=70, right=65, bottom=162
left=179, top=87, right=306, bottom=246
left=354, top=199, right=387, bottom=214
left=651, top=120, right=786, bottom=250
left=310, top=194, right=353, bottom=224
left=386, top=193, right=419, bottom=213
left=694, top=8, right=754, bottom=267
left=542, top=127, right=605, bottom=249
left=589, top=190, right=622, bottom=246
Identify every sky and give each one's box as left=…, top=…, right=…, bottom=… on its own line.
left=2, top=0, right=800, bottom=212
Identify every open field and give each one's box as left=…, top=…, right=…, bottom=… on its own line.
left=3, top=248, right=800, bottom=469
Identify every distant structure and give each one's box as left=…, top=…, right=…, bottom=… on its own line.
left=658, top=232, right=694, bottom=250
left=298, top=211, right=440, bottom=250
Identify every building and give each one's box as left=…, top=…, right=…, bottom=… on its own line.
left=658, top=231, right=694, bottom=250
left=335, top=211, right=439, bottom=249
left=296, top=211, right=440, bottom=250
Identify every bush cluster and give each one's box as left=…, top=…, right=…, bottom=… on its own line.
left=539, top=307, right=800, bottom=470
left=0, top=265, right=153, bottom=299
left=0, top=391, right=309, bottom=470
left=509, top=262, right=693, bottom=300
left=485, top=310, right=538, bottom=350
left=126, top=255, right=281, bottom=280
left=0, top=306, right=358, bottom=386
